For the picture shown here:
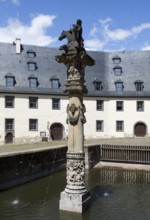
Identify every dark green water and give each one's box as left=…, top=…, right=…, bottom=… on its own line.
left=1, top=167, right=150, bottom=220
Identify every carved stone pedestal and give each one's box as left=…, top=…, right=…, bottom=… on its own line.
left=59, top=153, right=91, bottom=213
left=59, top=190, right=91, bottom=213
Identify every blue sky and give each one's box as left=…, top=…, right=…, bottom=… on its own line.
left=0, top=0, right=150, bottom=51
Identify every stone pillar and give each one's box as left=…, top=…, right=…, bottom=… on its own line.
left=55, top=19, right=95, bottom=213
left=59, top=62, right=91, bottom=213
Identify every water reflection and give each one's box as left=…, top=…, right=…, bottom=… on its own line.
left=0, top=167, right=150, bottom=220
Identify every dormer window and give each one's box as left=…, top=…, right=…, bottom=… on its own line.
left=93, top=79, right=103, bottom=91
left=115, top=80, right=124, bottom=92
left=134, top=80, right=144, bottom=91
left=27, top=50, right=36, bottom=58
left=28, top=75, right=39, bottom=88
left=50, top=76, right=61, bottom=89
left=112, top=56, right=121, bottom=64
left=113, top=66, right=122, bottom=76
left=5, top=73, right=16, bottom=87
left=27, top=61, right=37, bottom=71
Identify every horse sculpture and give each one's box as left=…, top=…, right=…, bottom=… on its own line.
left=58, top=30, right=79, bottom=54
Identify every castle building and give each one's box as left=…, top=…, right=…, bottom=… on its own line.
left=0, top=39, right=150, bottom=144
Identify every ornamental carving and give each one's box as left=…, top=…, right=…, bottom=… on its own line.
left=66, top=103, right=86, bottom=125
left=66, top=159, right=85, bottom=186
left=66, top=103, right=80, bottom=125
left=67, top=66, right=81, bottom=80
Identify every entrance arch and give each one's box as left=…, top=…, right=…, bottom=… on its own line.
left=5, top=132, right=13, bottom=143
left=134, top=122, right=146, bottom=137
left=50, top=123, right=63, bottom=140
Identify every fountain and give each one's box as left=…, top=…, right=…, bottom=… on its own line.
left=55, top=19, right=95, bottom=213
left=1, top=168, right=150, bottom=219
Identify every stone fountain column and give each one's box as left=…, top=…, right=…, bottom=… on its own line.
left=55, top=19, right=95, bottom=213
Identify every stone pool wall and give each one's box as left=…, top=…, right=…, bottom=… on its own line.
left=0, top=146, right=67, bottom=191
left=0, top=144, right=102, bottom=192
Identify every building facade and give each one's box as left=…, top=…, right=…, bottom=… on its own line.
left=0, top=39, right=150, bottom=144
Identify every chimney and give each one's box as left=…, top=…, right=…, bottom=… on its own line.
left=15, top=38, right=21, bottom=54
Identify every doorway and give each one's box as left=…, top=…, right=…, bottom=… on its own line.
left=50, top=123, right=63, bottom=140
left=134, top=122, right=146, bottom=137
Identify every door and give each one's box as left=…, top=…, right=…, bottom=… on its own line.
left=5, top=132, right=13, bottom=143
left=134, top=123, right=146, bottom=137
left=50, top=123, right=63, bottom=140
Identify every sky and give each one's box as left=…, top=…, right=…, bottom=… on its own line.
left=0, top=0, right=150, bottom=51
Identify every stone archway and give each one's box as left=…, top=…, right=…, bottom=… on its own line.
left=134, top=122, right=146, bottom=137
left=50, top=123, right=63, bottom=140
left=5, top=132, right=13, bottom=143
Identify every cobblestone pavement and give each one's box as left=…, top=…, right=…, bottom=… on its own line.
left=0, top=137, right=150, bottom=156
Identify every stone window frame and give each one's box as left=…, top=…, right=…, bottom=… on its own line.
left=116, top=120, right=124, bottom=132
left=96, top=100, right=104, bottom=111
left=96, top=120, right=104, bottom=132
left=5, top=118, right=14, bottom=131
left=137, top=101, right=144, bottom=112
left=29, top=97, right=38, bottom=109
left=29, top=119, right=38, bottom=131
left=116, top=101, right=124, bottom=111
left=5, top=96, right=15, bottom=108
left=52, top=98, right=60, bottom=110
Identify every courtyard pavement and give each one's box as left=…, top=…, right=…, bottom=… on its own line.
left=0, top=137, right=150, bottom=156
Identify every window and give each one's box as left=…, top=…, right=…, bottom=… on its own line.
left=27, top=51, right=36, bottom=58
left=5, top=76, right=16, bottom=87
left=29, top=97, right=38, bottom=108
left=137, top=101, right=144, bottom=111
left=5, top=96, right=14, bottom=108
left=29, top=77, right=39, bottom=88
left=52, top=98, right=60, bottom=110
left=113, top=56, right=121, bottom=64
left=5, top=119, right=14, bottom=131
left=50, top=79, right=60, bottom=89
left=134, top=81, right=144, bottom=91
left=28, top=62, right=37, bottom=71
left=116, top=101, right=123, bottom=111
left=93, top=81, right=103, bottom=91
left=115, top=81, right=124, bottom=92
left=114, top=66, right=122, bottom=76
left=29, top=119, right=38, bottom=131
left=96, top=120, right=103, bottom=132
left=96, top=100, right=104, bottom=111
left=116, top=121, right=124, bottom=132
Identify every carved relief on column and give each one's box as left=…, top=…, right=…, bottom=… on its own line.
left=66, top=103, right=86, bottom=125
left=64, top=64, right=88, bottom=94
left=65, top=153, right=87, bottom=194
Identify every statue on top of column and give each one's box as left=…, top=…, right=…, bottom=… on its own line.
left=55, top=19, right=95, bottom=66
left=58, top=19, right=85, bottom=55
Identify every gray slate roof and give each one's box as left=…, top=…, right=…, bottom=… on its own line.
left=0, top=42, right=150, bottom=97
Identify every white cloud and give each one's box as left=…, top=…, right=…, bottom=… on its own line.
left=0, top=14, right=57, bottom=46
left=11, top=0, right=20, bottom=5
left=85, top=17, right=150, bottom=51
left=85, top=39, right=105, bottom=51
left=0, top=0, right=20, bottom=4
left=141, top=42, right=150, bottom=50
